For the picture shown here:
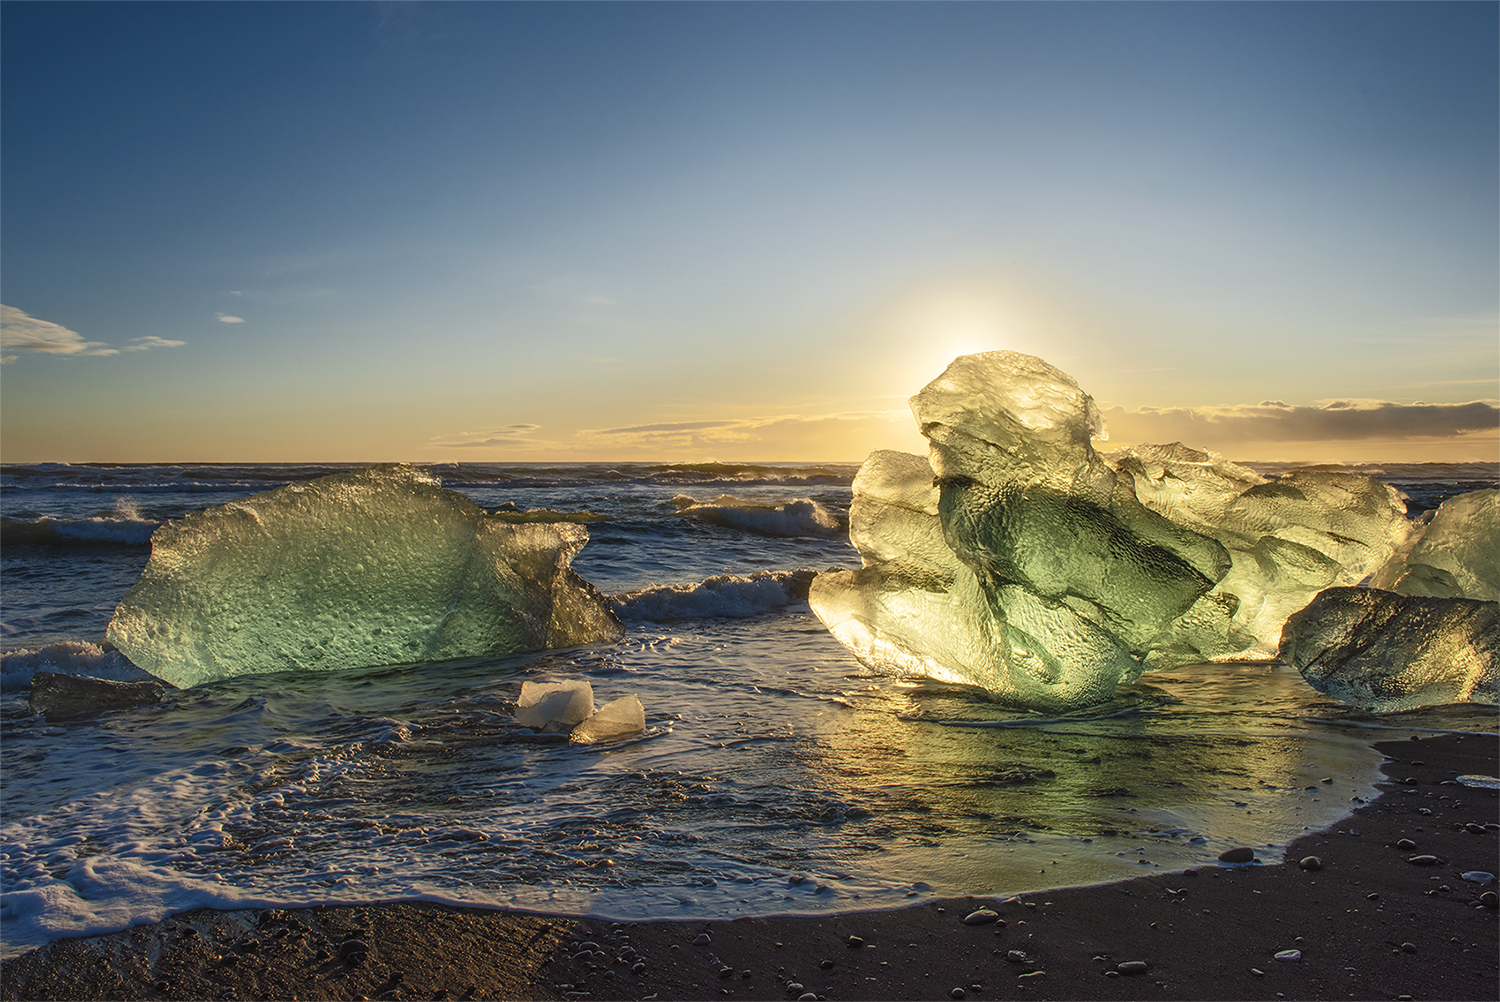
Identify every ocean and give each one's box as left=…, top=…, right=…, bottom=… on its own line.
left=2, top=459, right=1496, bottom=960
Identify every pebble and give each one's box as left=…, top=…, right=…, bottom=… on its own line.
left=1298, top=856, right=1322, bottom=871
left=798, top=995, right=817, bottom=1002
left=1407, top=855, right=1441, bottom=866
left=1397, top=839, right=1417, bottom=850
left=1117, top=961, right=1148, bottom=975
left=820, top=959, right=834, bottom=969
left=962, top=908, right=1000, bottom=925
left=950, top=990, right=966, bottom=1000
left=1461, top=871, right=1496, bottom=884
left=1466, top=823, right=1487, bottom=835
left=693, top=933, right=712, bottom=945
left=1250, top=968, right=1265, bottom=976
left=1479, top=891, right=1498, bottom=909
left=1401, top=942, right=1417, bottom=954
left=847, top=935, right=864, bottom=948
left=1006, top=950, right=1028, bottom=963
left=1274, top=950, right=1301, bottom=962
left=1218, top=847, right=1255, bottom=863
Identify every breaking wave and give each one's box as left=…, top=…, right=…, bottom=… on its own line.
left=0, top=641, right=154, bottom=690
left=612, top=569, right=818, bottom=621
left=669, top=495, right=844, bottom=538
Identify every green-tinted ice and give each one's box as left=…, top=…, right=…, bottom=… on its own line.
left=811, top=351, right=1494, bottom=712
left=106, top=465, right=622, bottom=687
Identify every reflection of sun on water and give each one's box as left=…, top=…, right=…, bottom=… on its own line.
left=798, top=663, right=1391, bottom=896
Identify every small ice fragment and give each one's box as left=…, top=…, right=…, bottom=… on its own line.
left=1456, top=775, right=1500, bottom=789
left=570, top=694, right=645, bottom=744
left=1461, top=871, right=1496, bottom=885
left=1274, top=949, right=1301, bottom=962
left=516, top=680, right=594, bottom=730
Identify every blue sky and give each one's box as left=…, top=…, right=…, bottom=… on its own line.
left=2, top=1, right=1496, bottom=462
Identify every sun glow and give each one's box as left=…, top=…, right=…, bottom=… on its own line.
left=886, top=286, right=1032, bottom=388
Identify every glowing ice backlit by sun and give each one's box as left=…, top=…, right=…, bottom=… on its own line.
left=810, top=351, right=1498, bottom=713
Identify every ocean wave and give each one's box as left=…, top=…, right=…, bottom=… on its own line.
left=486, top=503, right=611, bottom=524
left=612, top=569, right=818, bottom=621
left=2, top=513, right=159, bottom=546
left=0, top=641, right=156, bottom=689
left=3, top=461, right=860, bottom=493
left=669, top=494, right=845, bottom=538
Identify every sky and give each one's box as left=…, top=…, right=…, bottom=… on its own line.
left=2, top=1, right=1496, bottom=464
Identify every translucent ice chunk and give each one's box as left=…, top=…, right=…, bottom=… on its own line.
left=811, top=351, right=1456, bottom=711
left=570, top=694, right=646, bottom=744
left=1278, top=587, right=1499, bottom=712
left=1370, top=489, right=1499, bottom=602
left=515, top=679, right=595, bottom=730
left=106, top=465, right=623, bottom=687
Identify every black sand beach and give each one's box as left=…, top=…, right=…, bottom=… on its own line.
left=3, top=732, right=1496, bottom=1002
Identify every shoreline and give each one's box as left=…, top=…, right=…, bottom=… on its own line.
left=2, top=732, right=1495, bottom=1002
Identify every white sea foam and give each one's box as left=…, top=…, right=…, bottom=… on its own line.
left=612, top=569, right=816, bottom=620
left=0, top=641, right=155, bottom=690
left=670, top=494, right=844, bottom=538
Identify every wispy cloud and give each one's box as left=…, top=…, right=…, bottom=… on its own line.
left=123, top=337, right=187, bottom=351
left=0, top=306, right=188, bottom=364
left=1, top=305, right=118, bottom=361
left=1103, top=399, right=1499, bottom=445
left=216, top=313, right=245, bottom=323
left=595, top=420, right=743, bottom=436
left=429, top=424, right=551, bottom=449
left=424, top=410, right=923, bottom=460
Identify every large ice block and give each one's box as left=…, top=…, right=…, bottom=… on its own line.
left=810, top=351, right=1450, bottom=711
left=1370, top=489, right=1499, bottom=602
left=1279, top=588, right=1499, bottom=712
left=106, top=465, right=623, bottom=687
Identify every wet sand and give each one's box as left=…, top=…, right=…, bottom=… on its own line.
left=3, top=732, right=1495, bottom=1002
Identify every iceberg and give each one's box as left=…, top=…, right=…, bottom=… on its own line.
left=1279, top=588, right=1499, bottom=712
left=811, top=351, right=1489, bottom=712
left=106, top=465, right=623, bottom=687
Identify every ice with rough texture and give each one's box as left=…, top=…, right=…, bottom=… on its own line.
left=106, top=465, right=623, bottom=687
left=811, top=351, right=1434, bottom=711
left=1278, top=588, right=1499, bottom=712
left=1370, top=489, right=1499, bottom=602
left=515, top=680, right=595, bottom=731
left=570, top=694, right=646, bottom=744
